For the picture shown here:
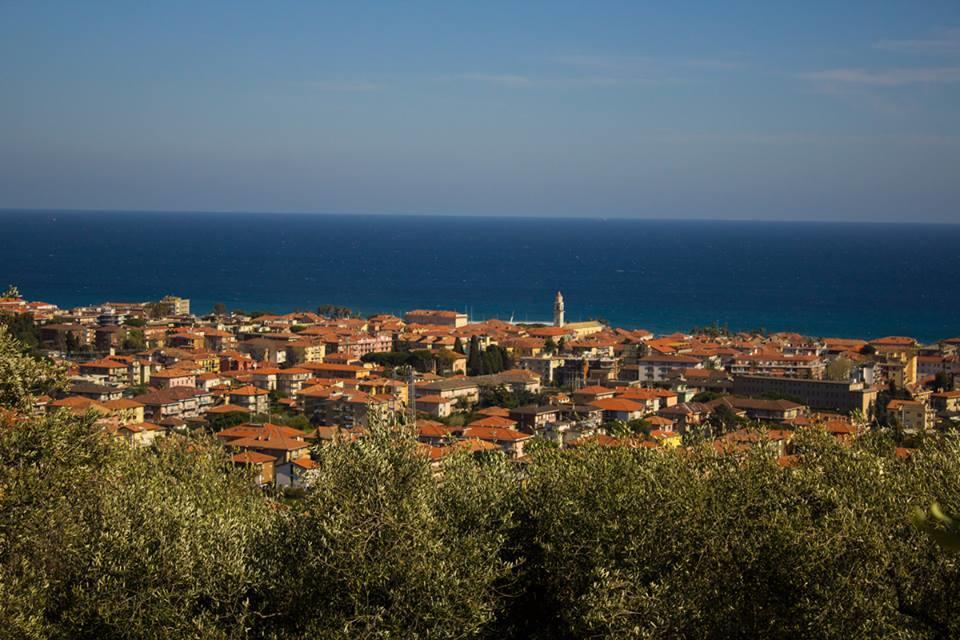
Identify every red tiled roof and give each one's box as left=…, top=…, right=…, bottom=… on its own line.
left=461, top=426, right=530, bottom=442
left=232, top=451, right=275, bottom=465
left=590, top=398, right=645, bottom=413
left=206, top=403, right=251, bottom=414
left=229, top=385, right=269, bottom=397
left=467, top=416, right=518, bottom=429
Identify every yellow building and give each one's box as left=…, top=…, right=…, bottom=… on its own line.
left=879, top=351, right=917, bottom=387
left=103, top=398, right=146, bottom=424
left=887, top=399, right=933, bottom=433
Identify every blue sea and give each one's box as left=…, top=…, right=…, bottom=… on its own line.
left=1, top=210, right=959, bottom=342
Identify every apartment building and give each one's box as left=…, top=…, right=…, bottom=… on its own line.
left=733, top=375, right=877, bottom=415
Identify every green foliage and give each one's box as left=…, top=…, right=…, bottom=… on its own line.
left=362, top=349, right=460, bottom=374
left=825, top=356, right=854, bottom=381
left=691, top=320, right=730, bottom=338
left=543, top=337, right=557, bottom=354
left=603, top=419, right=650, bottom=437
left=1, top=284, right=20, bottom=299
left=280, top=414, right=311, bottom=431
left=933, top=371, right=953, bottom=392
left=603, top=419, right=631, bottom=437
left=121, top=328, right=145, bottom=352
left=0, top=312, right=41, bottom=352
left=759, top=391, right=806, bottom=404
left=431, top=348, right=462, bottom=373
left=691, top=390, right=722, bottom=403
left=470, top=345, right=512, bottom=375
left=709, top=402, right=745, bottom=434
left=479, top=385, right=546, bottom=409
left=410, top=349, right=439, bottom=373
left=316, top=304, right=355, bottom=319
left=126, top=383, right=149, bottom=397
left=205, top=410, right=250, bottom=432
left=0, top=414, right=276, bottom=639
left=264, top=423, right=519, bottom=638
left=64, top=331, right=80, bottom=355
left=913, top=502, right=960, bottom=552
left=510, top=434, right=960, bottom=638
left=467, top=335, right=483, bottom=376
left=361, top=350, right=414, bottom=368
left=524, top=437, right=560, bottom=456
left=0, top=325, right=64, bottom=411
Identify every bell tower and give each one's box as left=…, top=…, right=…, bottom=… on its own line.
left=553, top=291, right=565, bottom=327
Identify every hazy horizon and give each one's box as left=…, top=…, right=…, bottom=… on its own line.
left=2, top=2, right=959, bottom=223
left=3, top=207, right=960, bottom=226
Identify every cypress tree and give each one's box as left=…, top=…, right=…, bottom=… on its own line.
left=487, top=346, right=503, bottom=373
left=467, top=336, right=482, bottom=376
left=500, top=346, right=514, bottom=371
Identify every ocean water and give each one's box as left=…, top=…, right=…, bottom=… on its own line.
left=1, top=210, right=958, bottom=342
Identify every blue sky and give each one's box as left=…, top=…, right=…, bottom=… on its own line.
left=1, top=1, right=959, bottom=221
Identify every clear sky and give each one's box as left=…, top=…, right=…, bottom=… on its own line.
left=2, top=1, right=959, bottom=222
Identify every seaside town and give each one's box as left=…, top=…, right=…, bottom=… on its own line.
left=2, top=284, right=958, bottom=488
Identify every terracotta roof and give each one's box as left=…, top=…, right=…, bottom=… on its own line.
left=80, top=359, right=128, bottom=369
left=133, top=387, right=207, bottom=405
left=461, top=426, right=531, bottom=442
left=870, top=336, right=917, bottom=346
left=574, top=385, right=616, bottom=396
left=206, top=403, right=251, bottom=414
left=467, top=416, right=518, bottom=429
left=417, top=420, right=454, bottom=438
left=229, top=385, right=269, bottom=397
left=150, top=369, right=196, bottom=379
left=477, top=406, right=511, bottom=417
left=454, top=438, right=500, bottom=452
left=291, top=457, right=318, bottom=469
left=51, top=396, right=110, bottom=412
left=417, top=444, right=453, bottom=461
left=103, top=398, right=144, bottom=410
left=232, top=451, right=275, bottom=464
left=217, top=422, right=310, bottom=441
left=590, top=398, right=646, bottom=413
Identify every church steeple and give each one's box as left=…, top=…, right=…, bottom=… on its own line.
left=553, top=291, right=565, bottom=327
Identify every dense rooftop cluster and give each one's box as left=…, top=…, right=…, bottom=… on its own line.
left=3, top=290, right=959, bottom=487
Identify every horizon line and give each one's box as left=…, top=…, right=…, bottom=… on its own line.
left=1, top=207, right=958, bottom=226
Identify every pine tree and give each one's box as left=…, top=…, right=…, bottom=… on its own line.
left=454, top=337, right=465, bottom=354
